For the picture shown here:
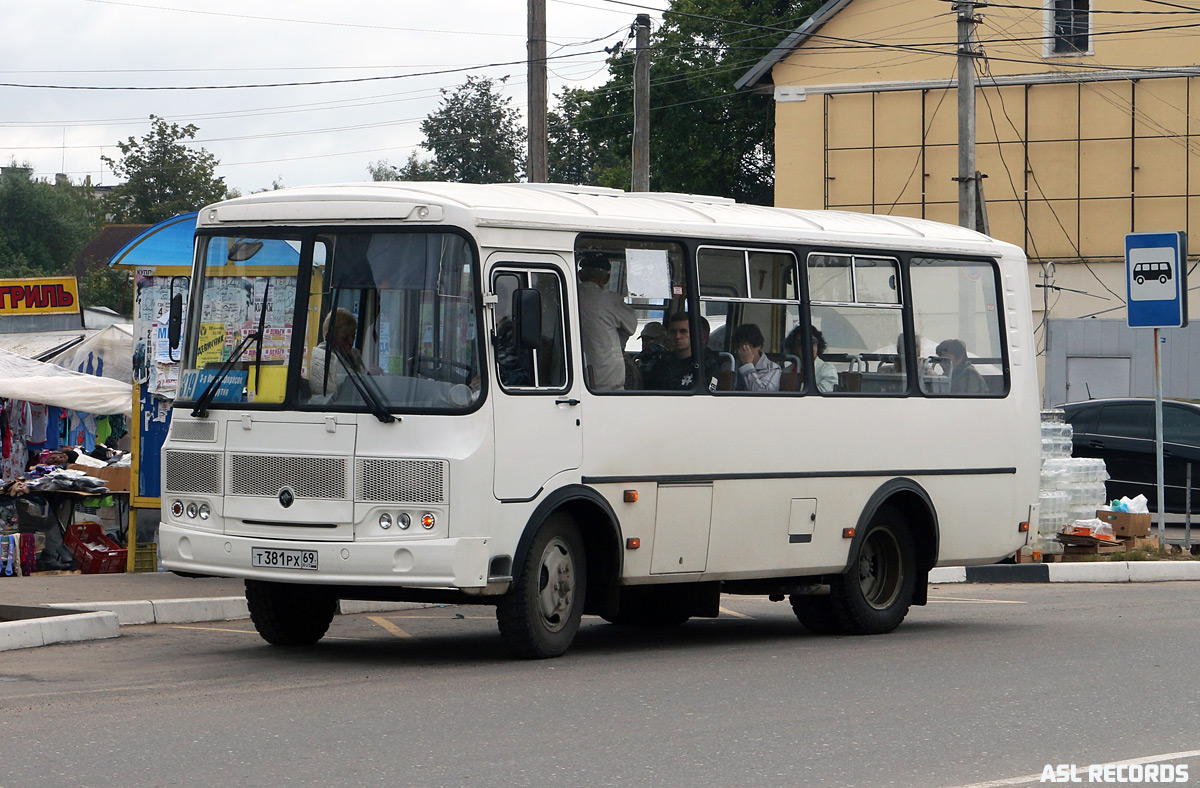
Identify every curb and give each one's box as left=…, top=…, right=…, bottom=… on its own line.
left=1, top=597, right=427, bottom=653
left=929, top=561, right=1200, bottom=584
left=0, top=605, right=120, bottom=653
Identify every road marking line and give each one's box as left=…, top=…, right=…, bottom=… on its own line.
left=937, top=748, right=1200, bottom=788
left=369, top=616, right=413, bottom=638
left=719, top=607, right=752, bottom=619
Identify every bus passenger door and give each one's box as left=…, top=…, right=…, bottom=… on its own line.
left=490, top=262, right=582, bottom=500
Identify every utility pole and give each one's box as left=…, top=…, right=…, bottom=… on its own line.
left=632, top=13, right=651, bottom=192
left=528, top=0, right=548, bottom=182
left=955, top=0, right=984, bottom=230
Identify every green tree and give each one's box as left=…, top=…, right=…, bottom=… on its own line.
left=102, top=115, right=228, bottom=223
left=548, top=87, right=612, bottom=185
left=79, top=266, right=133, bottom=316
left=418, top=76, right=526, bottom=183
left=568, top=0, right=816, bottom=203
left=0, top=165, right=102, bottom=278
left=369, top=152, right=441, bottom=182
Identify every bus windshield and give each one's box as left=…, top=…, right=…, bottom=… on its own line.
left=177, top=230, right=482, bottom=414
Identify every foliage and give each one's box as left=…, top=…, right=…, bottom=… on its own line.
left=418, top=76, right=526, bottom=183
left=0, top=165, right=102, bottom=278
left=79, top=266, right=134, bottom=316
left=548, top=87, right=611, bottom=185
left=566, top=0, right=816, bottom=203
left=102, top=115, right=228, bottom=223
left=369, top=152, right=441, bottom=182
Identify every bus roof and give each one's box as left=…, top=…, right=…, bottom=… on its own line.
left=199, top=182, right=1021, bottom=258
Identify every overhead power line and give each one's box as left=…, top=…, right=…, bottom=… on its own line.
left=0, top=49, right=609, bottom=91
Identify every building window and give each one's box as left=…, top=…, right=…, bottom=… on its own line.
left=1050, top=0, right=1089, bottom=55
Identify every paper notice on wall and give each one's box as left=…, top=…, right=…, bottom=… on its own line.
left=625, top=248, right=671, bottom=299
left=196, top=323, right=227, bottom=367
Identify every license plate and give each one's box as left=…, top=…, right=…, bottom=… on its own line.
left=251, top=547, right=318, bottom=571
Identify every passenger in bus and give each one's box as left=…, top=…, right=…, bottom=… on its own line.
left=576, top=252, right=637, bottom=391
left=731, top=323, right=780, bottom=392
left=785, top=326, right=837, bottom=393
left=633, top=321, right=668, bottom=381
left=935, top=338, right=987, bottom=394
left=308, top=308, right=364, bottom=397
left=644, top=312, right=721, bottom=391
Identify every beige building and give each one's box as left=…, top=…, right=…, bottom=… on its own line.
left=737, top=0, right=1200, bottom=337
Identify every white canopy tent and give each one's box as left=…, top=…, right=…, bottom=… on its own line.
left=0, top=348, right=131, bottom=416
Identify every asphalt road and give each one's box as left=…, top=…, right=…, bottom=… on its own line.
left=2, top=582, right=1198, bottom=788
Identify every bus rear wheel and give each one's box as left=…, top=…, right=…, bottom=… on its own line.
left=245, top=580, right=337, bottom=646
left=828, top=506, right=916, bottom=635
left=496, top=516, right=586, bottom=659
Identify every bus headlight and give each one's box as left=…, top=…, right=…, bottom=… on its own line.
left=379, top=513, right=392, bottom=529
left=198, top=504, right=211, bottom=520
left=398, top=513, right=411, bottom=530
left=186, top=503, right=198, bottom=519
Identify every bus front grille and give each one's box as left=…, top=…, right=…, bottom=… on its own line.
left=229, top=454, right=348, bottom=499
left=164, top=451, right=223, bottom=495
left=168, top=420, right=218, bottom=442
left=356, top=459, right=447, bottom=504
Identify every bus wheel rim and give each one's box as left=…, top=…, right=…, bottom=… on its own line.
left=858, top=528, right=902, bottom=610
left=537, top=536, right=575, bottom=633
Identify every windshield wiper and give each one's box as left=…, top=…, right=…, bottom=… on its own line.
left=330, top=343, right=396, bottom=424
left=190, top=331, right=260, bottom=418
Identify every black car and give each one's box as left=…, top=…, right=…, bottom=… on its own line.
left=1061, top=398, right=1200, bottom=514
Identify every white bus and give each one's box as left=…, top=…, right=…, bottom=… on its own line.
left=159, top=182, right=1040, bottom=658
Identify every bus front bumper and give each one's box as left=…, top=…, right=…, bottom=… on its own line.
left=159, top=523, right=493, bottom=589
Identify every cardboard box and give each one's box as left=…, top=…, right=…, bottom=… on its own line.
left=69, top=463, right=131, bottom=493
left=1095, top=509, right=1151, bottom=538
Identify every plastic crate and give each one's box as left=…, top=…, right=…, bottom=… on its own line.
left=64, top=522, right=127, bottom=574
left=133, top=542, right=158, bottom=573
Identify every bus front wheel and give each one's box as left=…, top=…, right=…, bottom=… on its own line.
left=789, top=593, right=842, bottom=635
left=496, top=516, right=587, bottom=659
left=245, top=580, right=337, bottom=646
left=828, top=506, right=916, bottom=635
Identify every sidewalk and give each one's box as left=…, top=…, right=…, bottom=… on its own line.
left=3, top=561, right=1200, bottom=653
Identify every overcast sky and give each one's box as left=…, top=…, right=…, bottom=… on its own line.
left=3, top=0, right=665, bottom=195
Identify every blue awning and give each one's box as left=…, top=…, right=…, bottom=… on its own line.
left=108, top=212, right=198, bottom=269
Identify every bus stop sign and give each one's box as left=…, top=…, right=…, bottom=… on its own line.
left=1125, top=231, right=1188, bottom=328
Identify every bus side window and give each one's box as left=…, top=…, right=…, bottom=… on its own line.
left=910, top=258, right=1007, bottom=397
left=492, top=269, right=568, bottom=391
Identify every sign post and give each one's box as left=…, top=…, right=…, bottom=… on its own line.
left=1125, top=232, right=1188, bottom=548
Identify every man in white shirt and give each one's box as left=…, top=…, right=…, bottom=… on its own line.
left=576, top=252, right=637, bottom=390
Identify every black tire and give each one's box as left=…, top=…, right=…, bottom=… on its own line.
left=828, top=506, right=917, bottom=635
left=788, top=593, right=843, bottom=635
left=496, top=515, right=587, bottom=659
left=245, top=580, right=337, bottom=646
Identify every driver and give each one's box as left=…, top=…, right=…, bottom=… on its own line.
left=308, top=308, right=364, bottom=397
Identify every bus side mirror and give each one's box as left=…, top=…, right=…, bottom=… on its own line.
left=168, top=293, right=183, bottom=352
left=512, top=288, right=542, bottom=351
